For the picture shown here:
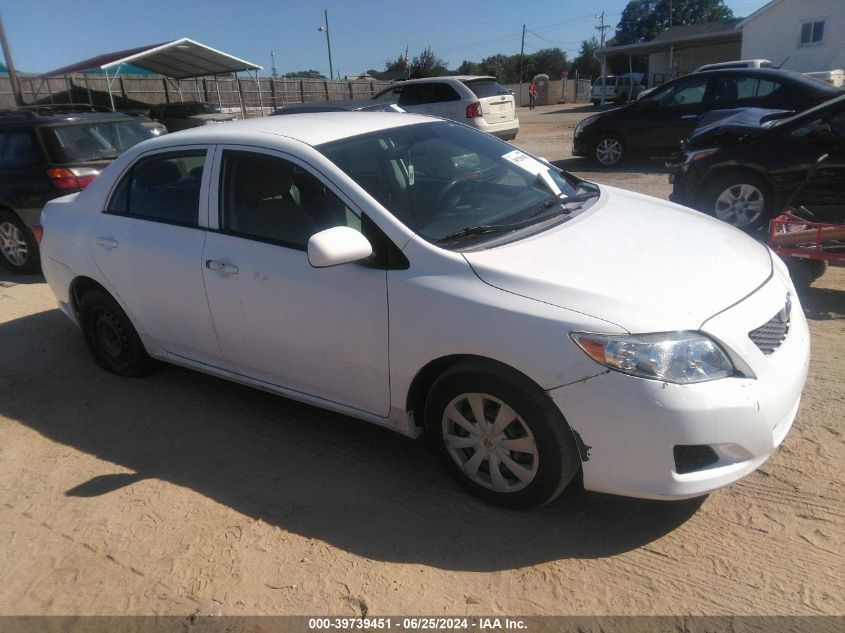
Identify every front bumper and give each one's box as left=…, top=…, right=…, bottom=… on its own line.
left=572, top=135, right=590, bottom=158
left=550, top=270, right=810, bottom=500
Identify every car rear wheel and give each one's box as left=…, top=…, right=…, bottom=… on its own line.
left=79, top=289, right=158, bottom=377
left=0, top=210, right=39, bottom=274
left=424, top=361, right=580, bottom=509
left=593, top=133, right=625, bottom=166
left=703, top=173, right=772, bottom=231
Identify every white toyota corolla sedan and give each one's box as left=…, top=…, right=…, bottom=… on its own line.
left=38, top=113, right=809, bottom=508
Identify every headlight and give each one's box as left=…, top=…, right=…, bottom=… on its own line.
left=685, top=148, right=719, bottom=163
left=575, top=115, right=599, bottom=135
left=570, top=331, right=735, bottom=384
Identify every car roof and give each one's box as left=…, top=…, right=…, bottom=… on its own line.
left=0, top=110, right=135, bottom=126
left=388, top=75, right=496, bottom=85
left=135, top=111, right=432, bottom=147
left=663, top=67, right=843, bottom=93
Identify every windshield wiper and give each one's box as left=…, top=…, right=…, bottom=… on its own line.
left=436, top=191, right=599, bottom=246
left=436, top=225, right=502, bottom=244
left=527, top=192, right=599, bottom=218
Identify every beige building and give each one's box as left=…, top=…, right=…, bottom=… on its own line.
left=607, top=20, right=742, bottom=88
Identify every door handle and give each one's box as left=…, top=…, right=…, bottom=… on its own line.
left=681, top=114, right=700, bottom=120
left=96, top=237, right=118, bottom=249
left=205, top=259, right=238, bottom=275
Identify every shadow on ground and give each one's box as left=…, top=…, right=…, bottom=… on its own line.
left=0, top=268, right=45, bottom=286
left=799, top=283, right=845, bottom=320
left=0, top=309, right=706, bottom=571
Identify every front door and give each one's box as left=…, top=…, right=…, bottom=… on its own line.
left=627, top=74, right=714, bottom=153
left=201, top=147, right=391, bottom=416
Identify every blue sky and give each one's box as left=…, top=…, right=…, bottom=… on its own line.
left=4, top=0, right=770, bottom=77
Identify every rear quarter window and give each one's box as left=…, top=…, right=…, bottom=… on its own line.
left=464, top=80, right=510, bottom=99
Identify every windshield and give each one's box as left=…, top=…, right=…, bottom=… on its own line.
left=42, top=121, right=151, bottom=163
left=318, top=122, right=591, bottom=247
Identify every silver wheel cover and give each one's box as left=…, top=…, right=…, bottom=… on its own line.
left=442, top=392, right=539, bottom=493
left=0, top=221, right=28, bottom=267
left=714, top=183, right=766, bottom=228
left=596, top=138, right=623, bottom=165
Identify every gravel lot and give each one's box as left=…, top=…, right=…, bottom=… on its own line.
left=0, top=104, right=843, bottom=617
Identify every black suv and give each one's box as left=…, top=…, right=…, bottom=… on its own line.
left=0, top=105, right=151, bottom=273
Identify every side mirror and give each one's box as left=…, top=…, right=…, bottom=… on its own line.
left=307, top=226, right=373, bottom=268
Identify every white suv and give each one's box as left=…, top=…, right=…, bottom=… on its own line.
left=373, top=76, right=518, bottom=140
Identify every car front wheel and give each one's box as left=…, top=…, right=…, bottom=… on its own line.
left=702, top=172, right=772, bottom=231
left=425, top=361, right=580, bottom=509
left=0, top=210, right=39, bottom=274
left=593, top=133, right=625, bottom=166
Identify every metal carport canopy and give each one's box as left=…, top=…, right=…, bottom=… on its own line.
left=42, top=38, right=262, bottom=79
left=41, top=38, right=263, bottom=112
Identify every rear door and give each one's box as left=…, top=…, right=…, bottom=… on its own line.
left=464, top=79, right=516, bottom=126
left=0, top=128, right=49, bottom=228
left=90, top=145, right=224, bottom=367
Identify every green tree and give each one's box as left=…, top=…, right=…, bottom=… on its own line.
left=411, top=47, right=449, bottom=78
left=523, top=48, right=568, bottom=82
left=457, top=60, right=483, bottom=75
left=571, top=38, right=602, bottom=79
left=283, top=70, right=327, bottom=79
left=615, top=0, right=733, bottom=44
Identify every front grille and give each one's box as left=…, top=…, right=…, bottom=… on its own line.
left=674, top=445, right=719, bottom=474
left=749, top=299, right=791, bottom=355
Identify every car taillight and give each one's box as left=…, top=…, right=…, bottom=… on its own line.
left=466, top=102, right=483, bottom=118
left=46, top=167, right=100, bottom=190
left=33, top=224, right=43, bottom=244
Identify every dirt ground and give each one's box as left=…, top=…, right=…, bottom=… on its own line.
left=0, top=104, right=843, bottom=617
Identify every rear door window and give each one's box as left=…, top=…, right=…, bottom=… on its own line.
left=107, top=151, right=206, bottom=226
left=431, top=83, right=461, bottom=102
left=0, top=130, right=39, bottom=166
left=465, top=80, right=509, bottom=99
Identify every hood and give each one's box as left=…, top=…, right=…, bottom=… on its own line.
left=463, top=186, right=772, bottom=333
left=688, top=108, right=792, bottom=146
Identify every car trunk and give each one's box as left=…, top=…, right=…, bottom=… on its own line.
left=464, top=79, right=516, bottom=125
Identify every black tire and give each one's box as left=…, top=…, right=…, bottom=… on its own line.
left=592, top=132, right=625, bottom=167
left=424, top=360, right=580, bottom=509
left=591, top=100, right=600, bottom=107
left=700, top=171, right=773, bottom=232
left=79, top=289, right=158, bottom=377
left=786, top=258, right=828, bottom=291
left=0, top=209, right=40, bottom=274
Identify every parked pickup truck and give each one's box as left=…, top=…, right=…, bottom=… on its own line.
left=590, top=75, right=644, bottom=106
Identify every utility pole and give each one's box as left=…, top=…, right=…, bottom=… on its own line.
left=668, top=0, right=673, bottom=27
left=595, top=12, right=611, bottom=107
left=518, top=24, right=526, bottom=108
left=318, top=9, right=334, bottom=83
left=270, top=49, right=278, bottom=78
left=0, top=15, right=23, bottom=107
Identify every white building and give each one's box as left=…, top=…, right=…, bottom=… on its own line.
left=739, top=0, right=844, bottom=73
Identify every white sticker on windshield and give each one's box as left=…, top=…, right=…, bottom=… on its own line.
left=502, top=149, right=549, bottom=177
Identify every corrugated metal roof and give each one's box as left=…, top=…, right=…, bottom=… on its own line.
left=41, top=38, right=261, bottom=78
